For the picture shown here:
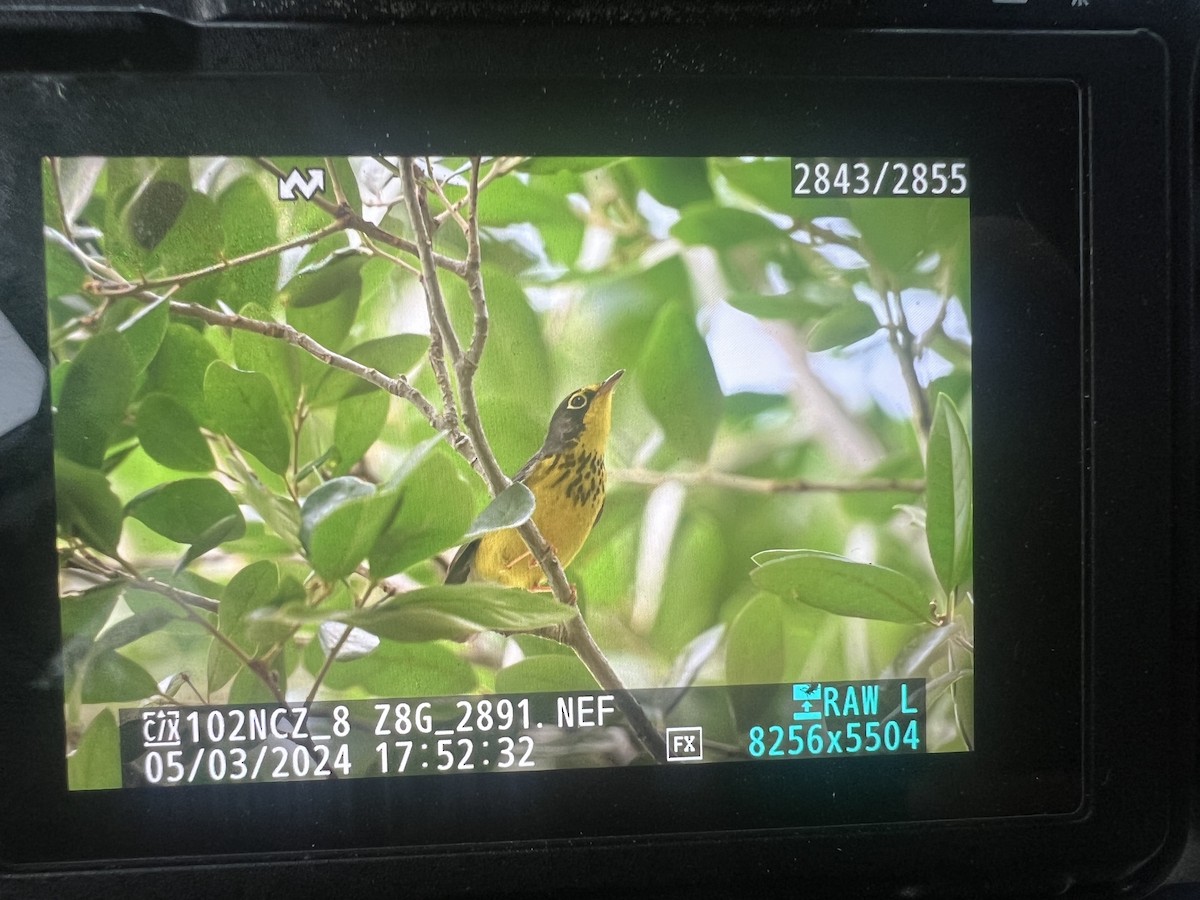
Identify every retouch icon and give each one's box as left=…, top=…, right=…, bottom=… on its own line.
left=278, top=166, right=327, bottom=201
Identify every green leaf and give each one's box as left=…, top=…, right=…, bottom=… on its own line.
left=231, top=302, right=301, bottom=409
left=60, top=583, right=123, bottom=686
left=712, top=157, right=851, bottom=220
left=206, top=636, right=242, bottom=696
left=332, top=390, right=390, bottom=475
left=207, top=560, right=284, bottom=694
left=320, top=640, right=477, bottom=697
left=54, top=455, right=124, bottom=555
left=463, top=482, right=535, bottom=541
left=80, top=650, right=159, bottom=703
left=626, top=157, right=712, bottom=209
left=310, top=334, right=430, bottom=407
left=135, top=393, right=213, bottom=472
left=60, top=583, right=122, bottom=644
left=566, top=255, right=688, bottom=382
left=474, top=394, right=545, bottom=477
left=176, top=514, right=246, bottom=572
left=356, top=587, right=574, bottom=641
left=111, top=297, right=169, bottom=374
left=519, top=157, right=627, bottom=175
left=807, top=302, right=880, bottom=352
left=926, top=394, right=973, bottom=592
left=368, top=452, right=477, bottom=579
left=126, top=478, right=245, bottom=544
left=253, top=585, right=574, bottom=643
left=44, top=240, right=85, bottom=299
left=217, top=177, right=280, bottom=311
left=284, top=255, right=364, bottom=384
left=230, top=461, right=301, bottom=549
left=300, top=476, right=403, bottom=581
left=102, top=158, right=185, bottom=275
left=651, top=513, right=726, bottom=657
left=712, top=157, right=791, bottom=211
left=446, top=266, right=553, bottom=411
left=93, top=607, right=179, bottom=655
left=55, top=330, right=136, bottom=468
left=637, top=303, right=723, bottom=462
left=222, top=560, right=280, bottom=641
left=126, top=178, right=187, bottom=252
left=725, top=594, right=786, bottom=685
left=671, top=204, right=782, bottom=249
left=146, top=323, right=220, bottom=423
left=108, top=169, right=227, bottom=305
left=478, top=174, right=585, bottom=266
left=229, top=653, right=286, bottom=704
left=284, top=252, right=367, bottom=310
left=726, top=284, right=851, bottom=323
left=495, top=655, right=598, bottom=693
left=68, top=710, right=121, bottom=791
left=152, top=192, right=226, bottom=305
left=203, top=361, right=292, bottom=474
left=851, top=198, right=968, bottom=278
left=751, top=550, right=932, bottom=625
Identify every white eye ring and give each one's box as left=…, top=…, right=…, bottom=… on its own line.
left=568, top=394, right=588, bottom=410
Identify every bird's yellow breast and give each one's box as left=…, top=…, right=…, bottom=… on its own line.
left=472, top=449, right=606, bottom=590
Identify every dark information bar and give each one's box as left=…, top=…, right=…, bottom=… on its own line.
left=791, top=158, right=970, bottom=197
left=118, top=679, right=926, bottom=787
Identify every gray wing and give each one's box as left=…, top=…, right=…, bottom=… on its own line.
left=444, top=538, right=481, bottom=584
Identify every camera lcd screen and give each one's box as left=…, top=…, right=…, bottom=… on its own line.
left=43, top=154, right=972, bottom=791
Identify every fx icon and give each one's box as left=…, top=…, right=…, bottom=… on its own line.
left=278, top=167, right=327, bottom=201
left=666, top=726, right=704, bottom=762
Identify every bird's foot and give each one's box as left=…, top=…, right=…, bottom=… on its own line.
left=503, top=550, right=534, bottom=570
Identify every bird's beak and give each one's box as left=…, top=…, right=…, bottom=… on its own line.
left=596, top=369, right=625, bottom=397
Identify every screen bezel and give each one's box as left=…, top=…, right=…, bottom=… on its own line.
left=0, top=22, right=1175, bottom=886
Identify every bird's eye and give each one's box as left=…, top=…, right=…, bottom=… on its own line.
left=567, top=393, right=588, bottom=410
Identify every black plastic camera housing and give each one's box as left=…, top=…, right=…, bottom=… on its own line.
left=0, top=2, right=1196, bottom=897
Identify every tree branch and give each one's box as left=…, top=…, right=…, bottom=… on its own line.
left=883, top=287, right=932, bottom=443
left=253, top=157, right=467, bottom=278
left=167, top=296, right=453, bottom=434
left=561, top=615, right=668, bottom=761
left=399, top=159, right=467, bottom=455
left=611, top=468, right=925, bottom=495
left=455, top=157, right=508, bottom=491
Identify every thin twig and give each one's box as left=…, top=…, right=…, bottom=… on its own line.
left=914, top=289, right=955, bottom=354
left=425, top=156, right=470, bottom=232
left=324, top=156, right=348, bottom=207
left=877, top=283, right=932, bottom=450
left=611, top=468, right=925, bottom=495
left=127, top=574, right=221, bottom=615
left=305, top=625, right=354, bottom=706
left=89, top=219, right=350, bottom=298
left=361, top=235, right=423, bottom=279
left=432, top=155, right=528, bottom=227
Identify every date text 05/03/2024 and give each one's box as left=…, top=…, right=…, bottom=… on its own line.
left=117, top=680, right=927, bottom=787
